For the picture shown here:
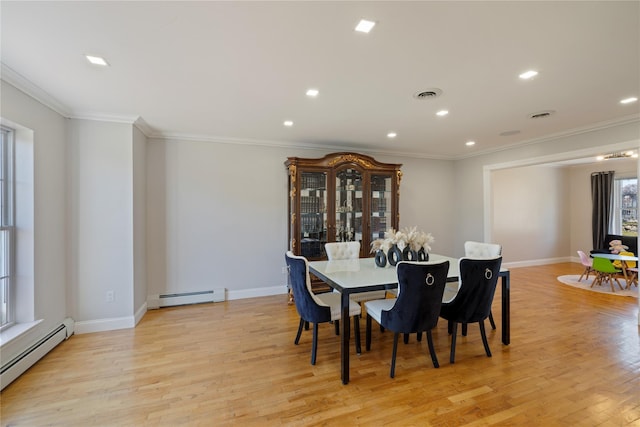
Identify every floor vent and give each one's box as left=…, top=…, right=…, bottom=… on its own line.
left=158, top=289, right=225, bottom=307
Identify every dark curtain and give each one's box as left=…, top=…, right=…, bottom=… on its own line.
left=591, top=171, right=614, bottom=250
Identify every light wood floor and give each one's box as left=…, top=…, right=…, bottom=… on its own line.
left=1, top=263, right=639, bottom=426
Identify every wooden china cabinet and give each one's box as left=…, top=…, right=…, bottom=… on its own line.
left=285, top=152, right=402, bottom=294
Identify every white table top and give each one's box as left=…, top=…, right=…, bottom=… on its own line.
left=591, top=253, right=639, bottom=261
left=308, top=254, right=461, bottom=300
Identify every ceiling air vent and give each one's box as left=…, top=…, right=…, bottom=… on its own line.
left=528, top=110, right=556, bottom=119
left=413, top=88, right=443, bottom=99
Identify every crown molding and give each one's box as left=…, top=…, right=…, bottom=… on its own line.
left=69, top=112, right=140, bottom=124
left=148, top=131, right=456, bottom=161
left=133, top=117, right=154, bottom=137
left=1, top=62, right=71, bottom=117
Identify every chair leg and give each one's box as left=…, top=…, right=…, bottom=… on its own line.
left=462, top=323, right=468, bottom=336
left=614, top=275, right=624, bottom=291
left=295, top=318, right=305, bottom=345
left=579, top=266, right=591, bottom=282
left=450, top=322, right=458, bottom=364
left=311, top=323, right=319, bottom=365
left=627, top=272, right=638, bottom=289
left=417, top=332, right=423, bottom=342
left=304, top=320, right=310, bottom=330
left=334, top=320, right=339, bottom=335
left=426, top=329, right=439, bottom=368
left=365, top=314, right=372, bottom=351
left=591, top=273, right=602, bottom=288
left=489, top=311, right=496, bottom=330
left=390, top=332, right=399, bottom=378
left=354, top=315, right=361, bottom=355
left=480, top=320, right=492, bottom=357
left=403, top=333, right=409, bottom=344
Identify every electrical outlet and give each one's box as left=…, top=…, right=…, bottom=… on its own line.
left=106, top=290, right=115, bottom=303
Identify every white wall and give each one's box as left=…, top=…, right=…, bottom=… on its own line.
left=68, top=119, right=135, bottom=331
left=133, top=126, right=147, bottom=321
left=146, top=141, right=456, bottom=300
left=492, top=165, right=570, bottom=264
left=0, top=81, right=68, bottom=363
left=377, top=154, right=456, bottom=256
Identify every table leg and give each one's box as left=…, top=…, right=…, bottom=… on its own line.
left=621, top=261, right=629, bottom=288
left=341, top=291, right=350, bottom=385
left=501, top=271, right=510, bottom=345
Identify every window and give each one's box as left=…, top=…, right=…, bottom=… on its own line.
left=612, top=177, right=637, bottom=237
left=0, top=126, right=15, bottom=329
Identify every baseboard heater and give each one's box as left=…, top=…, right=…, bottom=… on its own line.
left=158, top=289, right=225, bottom=307
left=1, top=318, right=74, bottom=390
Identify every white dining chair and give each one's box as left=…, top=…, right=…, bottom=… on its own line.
left=325, top=242, right=388, bottom=303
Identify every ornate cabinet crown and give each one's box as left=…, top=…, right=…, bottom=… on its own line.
left=285, top=152, right=402, bottom=260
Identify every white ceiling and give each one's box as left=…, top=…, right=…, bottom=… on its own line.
left=1, top=1, right=639, bottom=159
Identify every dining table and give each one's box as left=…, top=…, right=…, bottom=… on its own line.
left=308, top=254, right=511, bottom=384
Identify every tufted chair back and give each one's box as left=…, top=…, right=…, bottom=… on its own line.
left=325, top=241, right=361, bottom=260
left=464, top=241, right=502, bottom=259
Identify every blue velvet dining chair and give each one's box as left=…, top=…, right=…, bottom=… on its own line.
left=439, top=256, right=502, bottom=364
left=364, top=260, right=449, bottom=378
left=285, top=251, right=362, bottom=365
left=464, top=241, right=502, bottom=331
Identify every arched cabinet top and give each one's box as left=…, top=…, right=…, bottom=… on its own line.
left=285, top=152, right=402, bottom=172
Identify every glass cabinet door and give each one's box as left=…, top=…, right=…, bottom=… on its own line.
left=370, top=173, right=393, bottom=241
left=299, top=171, right=327, bottom=258
left=335, top=168, right=363, bottom=244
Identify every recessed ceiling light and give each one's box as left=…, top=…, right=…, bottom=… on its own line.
left=283, top=120, right=293, bottom=127
left=620, top=97, right=638, bottom=104
left=596, top=155, right=605, bottom=161
left=519, top=70, right=538, bottom=80
left=465, top=141, right=476, bottom=146
left=306, top=88, right=319, bottom=97
left=85, top=54, right=109, bottom=66
left=436, top=110, right=449, bottom=117
left=355, top=19, right=376, bottom=33
left=387, top=132, right=397, bottom=138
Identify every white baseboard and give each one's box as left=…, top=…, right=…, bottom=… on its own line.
left=134, top=302, right=147, bottom=327
left=74, top=316, right=136, bottom=334
left=227, top=285, right=288, bottom=301
left=503, top=256, right=573, bottom=269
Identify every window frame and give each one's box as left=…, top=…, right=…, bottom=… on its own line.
left=0, top=126, right=15, bottom=331
left=612, top=176, right=638, bottom=237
